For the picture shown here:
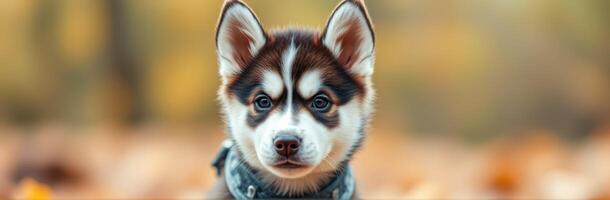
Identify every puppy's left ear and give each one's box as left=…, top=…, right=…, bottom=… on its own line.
left=216, top=0, right=266, bottom=79
left=322, top=0, right=375, bottom=77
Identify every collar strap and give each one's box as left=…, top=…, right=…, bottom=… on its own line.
left=212, top=139, right=355, bottom=199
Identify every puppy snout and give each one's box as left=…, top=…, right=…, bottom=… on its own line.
left=273, top=134, right=301, bottom=157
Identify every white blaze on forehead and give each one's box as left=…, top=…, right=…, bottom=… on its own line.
left=282, top=39, right=299, bottom=112
left=262, top=71, right=283, bottom=98
left=298, top=70, right=322, bottom=99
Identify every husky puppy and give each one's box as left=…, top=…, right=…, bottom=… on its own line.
left=209, top=0, right=375, bottom=198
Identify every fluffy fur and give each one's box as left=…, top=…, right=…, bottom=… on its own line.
left=214, top=0, right=375, bottom=196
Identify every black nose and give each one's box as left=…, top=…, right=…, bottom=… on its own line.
left=273, top=134, right=300, bottom=157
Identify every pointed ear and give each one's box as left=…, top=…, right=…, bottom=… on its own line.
left=321, top=0, right=375, bottom=77
left=216, top=0, right=266, bottom=78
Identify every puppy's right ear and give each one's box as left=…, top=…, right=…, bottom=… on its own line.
left=216, top=0, right=266, bottom=79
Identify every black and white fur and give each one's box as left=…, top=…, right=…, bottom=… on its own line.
left=211, top=0, right=375, bottom=197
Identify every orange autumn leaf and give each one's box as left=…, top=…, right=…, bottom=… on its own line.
left=14, top=178, right=52, bottom=200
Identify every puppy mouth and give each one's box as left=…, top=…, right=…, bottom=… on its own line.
left=272, top=159, right=307, bottom=169
left=266, top=157, right=316, bottom=178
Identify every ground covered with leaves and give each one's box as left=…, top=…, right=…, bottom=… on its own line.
left=1, top=124, right=610, bottom=199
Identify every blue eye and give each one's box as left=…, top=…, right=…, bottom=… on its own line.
left=311, top=94, right=331, bottom=112
left=254, top=94, right=272, bottom=112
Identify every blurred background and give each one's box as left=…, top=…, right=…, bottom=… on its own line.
left=1, top=0, right=609, bottom=199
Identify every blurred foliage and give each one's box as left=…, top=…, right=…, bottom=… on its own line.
left=0, top=0, right=609, bottom=140
left=13, top=178, right=52, bottom=200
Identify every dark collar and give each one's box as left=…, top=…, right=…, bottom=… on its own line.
left=212, top=140, right=355, bottom=199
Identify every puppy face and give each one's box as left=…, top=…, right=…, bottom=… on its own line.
left=216, top=0, right=375, bottom=179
